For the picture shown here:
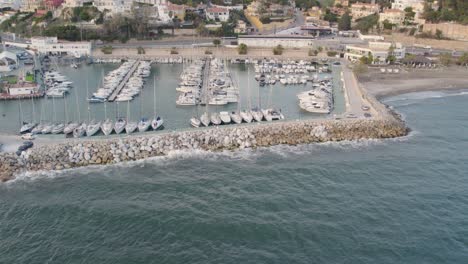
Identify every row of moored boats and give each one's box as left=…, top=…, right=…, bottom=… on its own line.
left=190, top=108, right=284, bottom=127
left=44, top=70, right=73, bottom=98
left=20, top=116, right=164, bottom=137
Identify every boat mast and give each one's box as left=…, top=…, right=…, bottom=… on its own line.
left=247, top=66, right=251, bottom=110
left=86, top=75, right=90, bottom=123
left=74, top=78, right=81, bottom=122
left=153, top=74, right=156, bottom=117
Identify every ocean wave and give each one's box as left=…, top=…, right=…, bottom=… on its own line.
left=384, top=90, right=468, bottom=104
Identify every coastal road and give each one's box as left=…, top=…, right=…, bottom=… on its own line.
left=341, top=62, right=376, bottom=119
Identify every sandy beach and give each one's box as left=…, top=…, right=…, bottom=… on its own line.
left=359, top=66, right=468, bottom=98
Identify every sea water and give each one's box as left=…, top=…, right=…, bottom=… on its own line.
left=0, top=91, right=467, bottom=263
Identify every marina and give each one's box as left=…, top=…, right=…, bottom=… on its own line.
left=0, top=59, right=345, bottom=137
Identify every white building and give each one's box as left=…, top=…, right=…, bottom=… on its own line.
left=391, top=0, right=424, bottom=12
left=63, top=0, right=93, bottom=7
left=93, top=0, right=167, bottom=14
left=7, top=83, right=39, bottom=96
left=206, top=7, right=230, bottom=22
left=31, top=37, right=92, bottom=57
left=379, top=9, right=405, bottom=26
left=238, top=35, right=315, bottom=48
left=344, top=42, right=405, bottom=63
left=350, top=2, right=380, bottom=20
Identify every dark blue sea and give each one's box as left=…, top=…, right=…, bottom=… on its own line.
left=1, top=90, right=468, bottom=263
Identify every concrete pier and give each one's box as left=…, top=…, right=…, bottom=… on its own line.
left=200, top=59, right=210, bottom=105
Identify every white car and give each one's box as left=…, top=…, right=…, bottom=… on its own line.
left=21, top=133, right=36, bottom=140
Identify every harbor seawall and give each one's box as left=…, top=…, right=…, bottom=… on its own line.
left=0, top=116, right=408, bottom=182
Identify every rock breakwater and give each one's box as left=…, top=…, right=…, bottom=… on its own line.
left=0, top=117, right=408, bottom=182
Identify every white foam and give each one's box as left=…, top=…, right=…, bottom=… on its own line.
left=384, top=90, right=468, bottom=104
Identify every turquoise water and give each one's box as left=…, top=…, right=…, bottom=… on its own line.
left=0, top=63, right=344, bottom=134
left=1, top=91, right=468, bottom=263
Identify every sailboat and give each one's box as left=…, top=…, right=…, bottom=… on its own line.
left=190, top=117, right=201, bottom=127
left=200, top=112, right=211, bottom=127
left=137, top=94, right=150, bottom=132
left=251, top=71, right=263, bottom=122
left=86, top=120, right=101, bottom=136
left=85, top=76, right=101, bottom=136
left=73, top=123, right=86, bottom=138
left=125, top=101, right=137, bottom=134
left=210, top=113, right=222, bottom=126
left=67, top=77, right=82, bottom=136
left=19, top=98, right=37, bottom=134
left=51, top=123, right=65, bottom=134
left=114, top=118, right=126, bottom=134
left=230, top=72, right=242, bottom=124
left=101, top=119, right=114, bottom=136
left=101, top=101, right=113, bottom=136
left=241, top=66, right=254, bottom=123
left=219, top=111, right=231, bottom=124
left=150, top=75, right=164, bottom=130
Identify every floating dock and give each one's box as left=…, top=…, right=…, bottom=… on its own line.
left=200, top=59, right=211, bottom=105
left=107, top=60, right=140, bottom=102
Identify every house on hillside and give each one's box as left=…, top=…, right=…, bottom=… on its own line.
left=350, top=2, right=380, bottom=20
left=206, top=6, right=230, bottom=22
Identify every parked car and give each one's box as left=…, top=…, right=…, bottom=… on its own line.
left=346, top=113, right=357, bottom=119
left=361, top=105, right=370, bottom=111
left=364, top=113, right=372, bottom=118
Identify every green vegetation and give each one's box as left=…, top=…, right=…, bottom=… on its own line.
left=416, top=29, right=448, bottom=40
left=308, top=49, right=319, bottom=56
left=137, top=46, right=145, bottom=54
left=260, top=16, right=271, bottom=24
left=457, top=52, right=468, bottom=66
left=327, top=51, right=338, bottom=57
left=338, top=12, right=351, bottom=31
left=25, top=72, right=35, bottom=82
left=1, top=75, right=18, bottom=84
left=423, top=0, right=468, bottom=25
left=101, top=45, right=113, bottom=54
left=238, top=43, right=248, bottom=55
left=359, top=53, right=374, bottom=64
left=353, top=63, right=369, bottom=75
left=382, top=19, right=394, bottom=30
left=295, top=0, right=320, bottom=9
left=213, top=39, right=221, bottom=46
left=273, top=45, right=284, bottom=55
left=439, top=53, right=453, bottom=66
left=353, top=14, right=379, bottom=34
left=170, top=47, right=179, bottom=54
left=323, top=9, right=338, bottom=23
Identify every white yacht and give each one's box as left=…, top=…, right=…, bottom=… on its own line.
left=114, top=119, right=126, bottom=134
left=86, top=121, right=101, bottom=137
left=200, top=113, right=211, bottom=127
left=64, top=122, right=79, bottom=135
left=190, top=117, right=201, bottom=128
left=20, top=122, right=37, bottom=134
left=229, top=112, right=242, bottom=124
left=151, top=116, right=164, bottom=130
left=240, top=111, right=253, bottom=123
left=51, top=123, right=65, bottom=134
left=210, top=113, right=222, bottom=126
left=219, top=111, right=231, bottom=124
left=137, top=118, right=151, bottom=132
left=73, top=123, right=86, bottom=138
left=101, top=119, right=114, bottom=136
left=125, top=121, right=138, bottom=134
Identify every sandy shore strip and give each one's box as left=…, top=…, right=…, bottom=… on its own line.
left=358, top=66, right=468, bottom=98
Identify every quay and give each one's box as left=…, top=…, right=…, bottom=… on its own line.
left=200, top=59, right=211, bottom=105
left=0, top=91, right=45, bottom=100
left=107, top=60, right=140, bottom=102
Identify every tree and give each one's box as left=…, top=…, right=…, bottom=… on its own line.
left=213, top=39, right=221, bottom=46
left=323, top=9, right=338, bottom=23
left=439, top=53, right=452, bottom=66
left=338, top=12, right=351, bottom=31
left=435, top=29, right=443, bottom=39
left=238, top=43, right=248, bottom=55
left=353, top=14, right=379, bottom=33
left=457, top=52, right=468, bottom=65
left=273, top=45, right=284, bottom=55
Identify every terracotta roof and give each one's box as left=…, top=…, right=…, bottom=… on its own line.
left=207, top=7, right=228, bottom=13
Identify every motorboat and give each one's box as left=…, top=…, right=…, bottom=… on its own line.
left=41, top=123, right=53, bottom=134
left=64, top=122, right=79, bottom=135
left=229, top=112, right=242, bottom=124
left=137, top=118, right=151, bottom=132
left=210, top=113, right=222, bottom=126
left=190, top=117, right=201, bottom=128
left=20, top=122, right=37, bottom=134
left=151, top=116, right=164, bottom=130
left=101, top=119, right=114, bottom=136
left=51, top=123, right=65, bottom=134
left=240, top=111, right=253, bottom=123
left=219, top=111, right=231, bottom=124
left=86, top=121, right=101, bottom=137
left=31, top=123, right=44, bottom=134
left=73, top=123, right=86, bottom=138
left=88, top=96, right=107, bottom=103
left=200, top=113, right=211, bottom=127
left=125, top=121, right=138, bottom=134
left=263, top=108, right=284, bottom=121
left=114, top=118, right=126, bottom=134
